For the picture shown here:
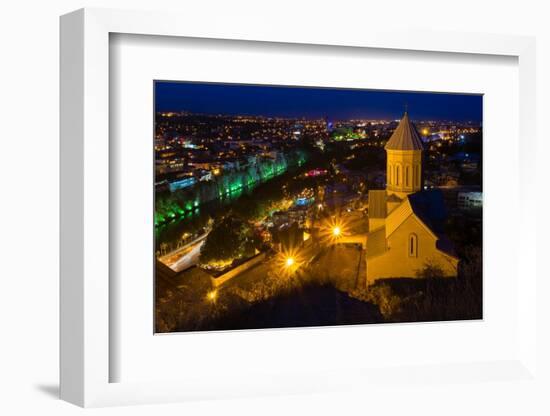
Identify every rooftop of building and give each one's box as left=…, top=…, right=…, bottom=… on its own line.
left=384, top=112, right=424, bottom=151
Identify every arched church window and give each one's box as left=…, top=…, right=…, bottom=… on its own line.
left=405, top=166, right=410, bottom=187
left=408, top=233, right=418, bottom=257
left=396, top=165, right=400, bottom=186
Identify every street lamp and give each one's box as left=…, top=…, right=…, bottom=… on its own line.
left=285, top=257, right=295, bottom=267
left=206, top=290, right=218, bottom=302
left=332, top=226, right=341, bottom=237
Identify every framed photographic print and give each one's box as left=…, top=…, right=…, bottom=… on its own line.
left=60, top=7, right=540, bottom=409
left=153, top=81, right=483, bottom=334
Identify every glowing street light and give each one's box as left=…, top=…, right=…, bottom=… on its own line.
left=319, top=216, right=347, bottom=245
left=206, top=290, right=218, bottom=302
left=276, top=248, right=302, bottom=275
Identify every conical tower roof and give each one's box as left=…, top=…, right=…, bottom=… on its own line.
left=384, top=112, right=424, bottom=151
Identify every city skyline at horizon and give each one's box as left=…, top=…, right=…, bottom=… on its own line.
left=155, top=81, right=483, bottom=123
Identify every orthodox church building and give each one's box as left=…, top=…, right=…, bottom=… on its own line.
left=365, top=112, right=459, bottom=285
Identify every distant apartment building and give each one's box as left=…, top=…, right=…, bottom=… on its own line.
left=155, top=158, right=186, bottom=175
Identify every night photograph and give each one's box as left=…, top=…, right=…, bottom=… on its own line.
left=154, top=81, right=483, bottom=333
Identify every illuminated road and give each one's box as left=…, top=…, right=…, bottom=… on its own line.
left=160, top=235, right=207, bottom=272
left=170, top=240, right=205, bottom=272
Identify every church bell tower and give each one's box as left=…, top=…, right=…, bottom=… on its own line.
left=384, top=112, right=424, bottom=198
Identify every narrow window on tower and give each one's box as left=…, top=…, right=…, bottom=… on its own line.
left=396, top=166, right=400, bottom=186
left=406, top=166, right=410, bottom=187
left=408, top=233, right=418, bottom=257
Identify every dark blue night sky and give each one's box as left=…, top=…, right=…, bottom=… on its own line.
left=155, top=81, right=482, bottom=122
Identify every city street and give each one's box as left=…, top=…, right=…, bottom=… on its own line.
left=159, top=234, right=208, bottom=272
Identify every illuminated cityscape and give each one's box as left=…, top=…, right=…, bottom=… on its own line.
left=155, top=82, right=482, bottom=333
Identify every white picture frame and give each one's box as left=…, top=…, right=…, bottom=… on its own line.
left=60, top=7, right=539, bottom=408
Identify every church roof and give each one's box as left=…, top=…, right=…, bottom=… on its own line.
left=407, top=190, right=447, bottom=234
left=386, top=193, right=402, bottom=203
left=385, top=190, right=446, bottom=238
left=384, top=112, right=424, bottom=151
left=367, top=189, right=458, bottom=260
left=382, top=190, right=457, bottom=255
left=408, top=191, right=457, bottom=257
